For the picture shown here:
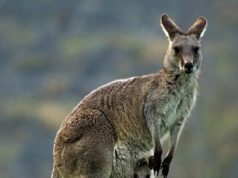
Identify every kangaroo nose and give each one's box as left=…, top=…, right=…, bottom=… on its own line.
left=184, top=62, right=193, bottom=74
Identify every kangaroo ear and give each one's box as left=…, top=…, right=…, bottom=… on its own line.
left=160, top=14, right=183, bottom=40
left=187, top=17, right=207, bottom=39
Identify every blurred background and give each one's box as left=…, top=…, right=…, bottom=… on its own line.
left=0, top=0, right=238, bottom=177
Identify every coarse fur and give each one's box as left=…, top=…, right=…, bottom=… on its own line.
left=51, top=14, right=207, bottom=178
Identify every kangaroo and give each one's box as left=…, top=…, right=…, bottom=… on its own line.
left=51, top=14, right=207, bottom=178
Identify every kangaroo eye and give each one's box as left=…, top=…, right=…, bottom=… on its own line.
left=173, top=46, right=181, bottom=55
left=134, top=174, right=138, bottom=178
left=193, top=47, right=200, bottom=54
left=146, top=175, right=150, bottom=178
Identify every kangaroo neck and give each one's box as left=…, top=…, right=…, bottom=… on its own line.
left=159, top=67, right=200, bottom=87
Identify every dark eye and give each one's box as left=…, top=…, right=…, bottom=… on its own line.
left=173, top=46, right=181, bottom=55
left=134, top=174, right=138, bottom=178
left=146, top=175, right=150, bottom=178
left=193, top=46, right=200, bottom=54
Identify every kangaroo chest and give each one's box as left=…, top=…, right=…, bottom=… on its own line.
left=158, top=82, right=197, bottom=137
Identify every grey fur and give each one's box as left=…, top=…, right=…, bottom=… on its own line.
left=51, top=14, right=207, bottom=178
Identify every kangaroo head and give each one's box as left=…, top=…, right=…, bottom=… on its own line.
left=161, top=14, right=207, bottom=74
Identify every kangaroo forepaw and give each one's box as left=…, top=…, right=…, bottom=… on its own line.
left=149, top=155, right=161, bottom=176
left=161, top=163, right=169, bottom=178
left=161, top=156, right=172, bottom=178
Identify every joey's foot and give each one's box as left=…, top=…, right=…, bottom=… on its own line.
left=149, top=154, right=161, bottom=176
left=161, top=156, right=172, bottom=178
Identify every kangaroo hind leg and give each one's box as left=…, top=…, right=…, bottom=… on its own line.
left=53, top=109, right=116, bottom=178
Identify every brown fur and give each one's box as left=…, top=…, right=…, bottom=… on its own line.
left=51, top=14, right=207, bottom=178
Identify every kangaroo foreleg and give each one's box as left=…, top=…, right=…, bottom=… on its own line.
left=161, top=120, right=183, bottom=178
left=149, top=139, right=162, bottom=176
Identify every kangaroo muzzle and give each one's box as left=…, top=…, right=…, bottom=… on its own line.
left=184, top=62, right=194, bottom=74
